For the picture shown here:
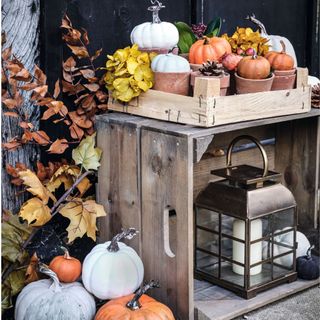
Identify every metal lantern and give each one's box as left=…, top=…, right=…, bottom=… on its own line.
left=195, top=135, right=297, bottom=299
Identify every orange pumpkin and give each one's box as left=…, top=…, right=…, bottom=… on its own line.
left=265, top=40, right=294, bottom=70
left=237, top=55, right=271, bottom=79
left=95, top=281, right=174, bottom=320
left=189, top=36, right=231, bottom=64
left=49, top=247, right=81, bottom=283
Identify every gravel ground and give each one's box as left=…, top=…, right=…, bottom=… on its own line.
left=234, top=286, right=320, bottom=320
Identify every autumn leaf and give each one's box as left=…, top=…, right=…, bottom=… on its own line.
left=91, top=48, right=102, bottom=61
left=72, top=133, right=102, bottom=171
left=53, top=79, right=60, bottom=98
left=3, top=111, right=19, bottom=118
left=63, top=56, right=76, bottom=72
left=67, top=44, right=89, bottom=58
left=31, top=130, right=51, bottom=145
left=41, top=101, right=65, bottom=120
left=2, top=139, right=21, bottom=151
left=2, top=46, right=12, bottom=60
left=47, top=165, right=91, bottom=195
left=25, top=252, right=39, bottom=284
left=48, top=138, right=69, bottom=154
left=19, top=197, right=51, bottom=227
left=83, top=83, right=99, bottom=92
left=69, top=122, right=84, bottom=140
left=68, top=111, right=92, bottom=129
left=80, top=69, right=95, bottom=79
left=3, top=98, right=19, bottom=109
left=59, top=198, right=106, bottom=242
left=61, top=15, right=73, bottom=29
left=18, top=169, right=56, bottom=204
left=34, top=65, right=47, bottom=85
left=19, top=82, right=39, bottom=91
left=12, top=68, right=31, bottom=81
left=81, top=28, right=90, bottom=45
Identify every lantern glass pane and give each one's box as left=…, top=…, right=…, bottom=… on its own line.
left=196, top=251, right=219, bottom=276
left=273, top=208, right=295, bottom=231
left=273, top=252, right=294, bottom=277
left=249, top=262, right=272, bottom=287
left=221, top=259, right=244, bottom=287
left=221, top=237, right=233, bottom=259
left=221, top=215, right=237, bottom=237
left=196, top=229, right=219, bottom=254
left=196, top=208, right=219, bottom=231
left=260, top=215, right=272, bottom=237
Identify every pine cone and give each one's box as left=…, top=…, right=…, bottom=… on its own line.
left=199, top=61, right=227, bottom=77
left=311, top=83, right=320, bottom=108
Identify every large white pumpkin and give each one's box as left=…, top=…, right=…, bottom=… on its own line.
left=151, top=53, right=190, bottom=72
left=130, top=2, right=178, bottom=50
left=247, top=14, right=297, bottom=67
left=82, top=228, right=144, bottom=300
left=15, top=264, right=96, bottom=320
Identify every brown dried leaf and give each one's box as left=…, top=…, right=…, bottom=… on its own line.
left=91, top=48, right=102, bottom=61
left=19, top=82, right=39, bottom=91
left=36, top=97, right=54, bottom=106
left=31, top=85, right=48, bottom=99
left=12, top=68, right=31, bottom=82
left=31, top=131, right=51, bottom=145
left=81, top=94, right=95, bottom=109
left=96, top=90, right=108, bottom=103
left=63, top=69, right=73, bottom=82
left=80, top=69, right=95, bottom=79
left=83, top=83, right=99, bottom=92
left=25, top=252, right=39, bottom=284
left=67, top=45, right=89, bottom=58
left=41, top=101, right=65, bottom=120
left=2, top=46, right=12, bottom=60
left=5, top=61, right=23, bottom=75
left=74, top=93, right=89, bottom=105
left=19, top=122, right=34, bottom=129
left=34, top=65, right=47, bottom=85
left=3, top=99, right=18, bottom=109
left=61, top=15, right=73, bottom=29
left=69, top=122, right=84, bottom=140
left=48, top=139, right=69, bottom=154
left=3, top=111, right=19, bottom=118
left=61, top=80, right=85, bottom=95
left=6, top=164, right=19, bottom=177
left=22, top=130, right=33, bottom=142
left=3, top=140, right=21, bottom=150
left=68, top=111, right=92, bottom=129
left=63, top=57, right=76, bottom=72
left=97, top=104, right=108, bottom=111
left=53, top=79, right=60, bottom=99
left=62, top=28, right=82, bottom=45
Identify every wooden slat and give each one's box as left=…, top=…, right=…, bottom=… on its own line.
left=275, top=116, right=320, bottom=229
left=96, top=121, right=142, bottom=253
left=140, top=129, right=194, bottom=320
left=194, top=278, right=319, bottom=320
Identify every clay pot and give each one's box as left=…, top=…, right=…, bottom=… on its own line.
left=271, top=68, right=296, bottom=91
left=235, top=73, right=275, bottom=94
left=139, top=47, right=179, bottom=55
left=190, top=72, right=230, bottom=96
left=190, top=63, right=202, bottom=71
left=153, top=71, right=191, bottom=96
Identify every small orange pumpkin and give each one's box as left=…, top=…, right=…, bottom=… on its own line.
left=265, top=40, right=294, bottom=70
left=189, top=36, right=231, bottom=64
left=237, top=55, right=271, bottom=79
left=49, top=247, right=81, bottom=283
left=95, top=281, right=175, bottom=320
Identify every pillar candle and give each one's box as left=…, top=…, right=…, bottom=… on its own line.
left=232, top=219, right=262, bottom=275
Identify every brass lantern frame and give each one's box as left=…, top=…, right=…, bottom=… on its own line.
left=194, top=136, right=297, bottom=299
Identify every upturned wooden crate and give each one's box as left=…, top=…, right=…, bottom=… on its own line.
left=107, top=68, right=311, bottom=127
left=96, top=108, right=320, bottom=320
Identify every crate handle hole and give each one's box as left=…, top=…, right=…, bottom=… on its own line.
left=163, top=206, right=176, bottom=258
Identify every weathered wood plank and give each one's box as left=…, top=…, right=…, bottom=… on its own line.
left=140, top=129, right=194, bottom=320
left=275, top=116, right=320, bottom=229
left=96, top=121, right=142, bottom=253
left=194, top=278, right=319, bottom=320
left=2, top=0, right=40, bottom=213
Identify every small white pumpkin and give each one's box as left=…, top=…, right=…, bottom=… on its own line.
left=82, top=228, right=144, bottom=300
left=247, top=14, right=297, bottom=67
left=15, top=264, right=96, bottom=320
left=130, top=1, right=179, bottom=50
left=151, top=53, right=190, bottom=72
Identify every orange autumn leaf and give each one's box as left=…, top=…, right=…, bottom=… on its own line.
left=48, top=139, right=69, bottom=154
left=25, top=253, right=39, bottom=284
left=31, top=131, right=51, bottom=145
left=53, top=79, right=61, bottom=99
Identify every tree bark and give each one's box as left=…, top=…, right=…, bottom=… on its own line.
left=2, top=0, right=40, bottom=213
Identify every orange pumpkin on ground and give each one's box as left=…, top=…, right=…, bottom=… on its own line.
left=237, top=55, right=271, bottom=79
left=49, top=247, right=81, bottom=283
left=189, top=36, right=231, bottom=64
left=265, top=40, right=294, bottom=70
left=95, top=280, right=175, bottom=320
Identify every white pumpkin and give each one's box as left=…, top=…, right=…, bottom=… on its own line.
left=262, top=229, right=310, bottom=267
left=151, top=53, right=190, bottom=72
left=130, top=2, right=178, bottom=50
left=82, top=228, right=144, bottom=300
left=247, top=14, right=297, bottom=67
left=15, top=264, right=96, bottom=320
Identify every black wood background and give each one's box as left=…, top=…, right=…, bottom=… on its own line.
left=39, top=0, right=320, bottom=148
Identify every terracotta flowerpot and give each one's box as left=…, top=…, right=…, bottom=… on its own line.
left=153, top=71, right=191, bottom=96
left=271, top=68, right=296, bottom=91
left=179, top=53, right=189, bottom=60
left=190, top=63, right=202, bottom=71
left=190, top=72, right=230, bottom=96
left=235, top=73, right=275, bottom=94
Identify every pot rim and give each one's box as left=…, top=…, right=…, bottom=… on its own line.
left=235, top=72, right=275, bottom=81
left=153, top=70, right=192, bottom=75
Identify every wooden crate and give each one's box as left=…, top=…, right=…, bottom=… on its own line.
left=96, top=109, right=320, bottom=320
left=107, top=68, right=311, bottom=127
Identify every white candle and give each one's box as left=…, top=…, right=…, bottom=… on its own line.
left=232, top=219, right=262, bottom=275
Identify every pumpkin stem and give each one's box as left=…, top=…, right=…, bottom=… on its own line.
left=126, top=280, right=160, bottom=310
left=61, top=246, right=71, bottom=259
left=203, top=36, right=210, bottom=45
left=245, top=14, right=268, bottom=35
left=148, top=0, right=165, bottom=24
left=280, top=40, right=286, bottom=53
left=306, top=245, right=315, bottom=259
left=38, top=262, right=62, bottom=292
left=107, top=228, right=138, bottom=252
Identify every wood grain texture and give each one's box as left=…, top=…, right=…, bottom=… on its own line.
left=140, top=129, right=194, bottom=320
left=2, top=0, right=40, bottom=213
left=275, top=116, right=320, bottom=229
left=96, top=120, right=142, bottom=253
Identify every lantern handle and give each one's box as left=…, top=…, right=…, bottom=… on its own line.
left=226, top=135, right=269, bottom=177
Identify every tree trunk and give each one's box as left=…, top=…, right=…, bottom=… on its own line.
left=2, top=0, right=40, bottom=213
